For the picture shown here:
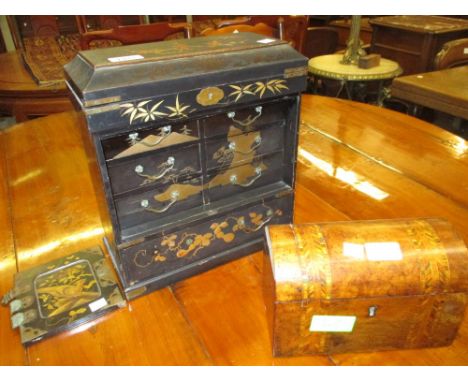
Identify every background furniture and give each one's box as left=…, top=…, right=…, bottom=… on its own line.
left=369, top=16, right=468, bottom=75
left=0, top=51, right=73, bottom=121
left=308, top=53, right=402, bottom=105
left=76, top=16, right=143, bottom=33
left=80, top=21, right=191, bottom=50
left=2, top=95, right=468, bottom=365
left=204, top=15, right=309, bottom=53
left=433, top=38, right=468, bottom=69
left=329, top=17, right=373, bottom=50
left=390, top=65, right=468, bottom=138
left=200, top=22, right=275, bottom=38
left=302, top=27, right=339, bottom=58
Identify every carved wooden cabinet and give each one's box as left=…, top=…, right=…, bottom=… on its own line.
left=65, top=33, right=308, bottom=299
left=369, top=16, right=468, bottom=75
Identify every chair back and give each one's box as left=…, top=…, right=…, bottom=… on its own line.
left=302, top=27, right=339, bottom=58
left=200, top=22, right=276, bottom=38
left=434, top=38, right=468, bottom=70
left=210, top=16, right=309, bottom=53
left=80, top=22, right=191, bottom=50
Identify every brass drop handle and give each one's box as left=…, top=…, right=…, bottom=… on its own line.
left=139, top=125, right=172, bottom=147
left=237, top=208, right=274, bottom=233
left=134, top=156, right=175, bottom=182
left=227, top=106, right=263, bottom=127
left=229, top=167, right=262, bottom=187
left=140, top=191, right=179, bottom=214
left=228, top=135, right=262, bottom=154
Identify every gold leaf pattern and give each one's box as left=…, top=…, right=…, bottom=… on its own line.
left=120, top=78, right=289, bottom=123
left=228, top=84, right=255, bottom=102
left=36, top=262, right=100, bottom=318
left=133, top=207, right=283, bottom=268
left=166, top=94, right=191, bottom=118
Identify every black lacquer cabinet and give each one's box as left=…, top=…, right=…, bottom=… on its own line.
left=65, top=33, right=308, bottom=299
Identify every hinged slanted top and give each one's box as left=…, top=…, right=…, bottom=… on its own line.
left=64, top=33, right=308, bottom=108
left=265, top=219, right=468, bottom=303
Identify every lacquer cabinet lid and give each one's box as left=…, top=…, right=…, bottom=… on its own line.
left=265, top=218, right=468, bottom=303
left=64, top=33, right=308, bottom=108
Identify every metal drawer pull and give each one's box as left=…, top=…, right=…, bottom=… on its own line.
left=228, top=136, right=262, bottom=154
left=229, top=167, right=262, bottom=187
left=134, top=156, right=175, bottom=182
left=139, top=125, right=172, bottom=147
left=238, top=208, right=274, bottom=233
left=140, top=191, right=179, bottom=214
left=227, top=106, right=263, bottom=127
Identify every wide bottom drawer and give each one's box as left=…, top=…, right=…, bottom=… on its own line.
left=120, top=193, right=294, bottom=289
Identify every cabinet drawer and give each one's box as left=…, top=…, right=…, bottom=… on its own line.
left=202, top=99, right=291, bottom=138
left=205, top=123, right=285, bottom=171
left=206, top=152, right=284, bottom=203
left=121, top=194, right=293, bottom=285
left=107, top=143, right=202, bottom=196
left=115, top=176, right=204, bottom=230
left=102, top=120, right=199, bottom=160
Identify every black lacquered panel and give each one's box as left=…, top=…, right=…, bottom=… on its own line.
left=115, top=176, right=204, bottom=230
left=102, top=120, right=199, bottom=160
left=121, top=194, right=293, bottom=285
left=107, top=143, right=202, bottom=196
left=202, top=99, right=291, bottom=138
left=205, top=151, right=284, bottom=203
left=204, top=122, right=285, bottom=171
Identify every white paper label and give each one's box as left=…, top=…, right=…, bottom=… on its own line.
left=464, top=48, right=468, bottom=54
left=365, top=242, right=403, bottom=261
left=342, top=242, right=365, bottom=260
left=89, top=298, right=108, bottom=312
left=107, top=54, right=144, bottom=63
left=309, top=315, right=356, bottom=332
left=257, top=38, right=276, bottom=44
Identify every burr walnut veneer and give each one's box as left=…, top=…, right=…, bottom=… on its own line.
left=264, top=220, right=468, bottom=356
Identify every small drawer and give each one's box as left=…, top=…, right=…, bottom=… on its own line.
left=202, top=99, right=291, bottom=138
left=102, top=120, right=199, bottom=160
left=206, top=152, right=284, bottom=203
left=115, top=176, right=204, bottom=231
left=205, top=123, right=285, bottom=171
left=107, top=143, right=202, bottom=195
left=120, top=194, right=293, bottom=285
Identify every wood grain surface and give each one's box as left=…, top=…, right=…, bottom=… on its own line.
left=0, top=51, right=72, bottom=121
left=1, top=95, right=467, bottom=365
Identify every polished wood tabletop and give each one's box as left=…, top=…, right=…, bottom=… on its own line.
left=391, top=65, right=468, bottom=121
left=0, top=51, right=72, bottom=121
left=1, top=94, right=468, bottom=365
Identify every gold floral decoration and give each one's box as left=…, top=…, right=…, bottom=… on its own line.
left=166, top=94, right=191, bottom=118
left=228, top=84, right=255, bottom=102
left=196, top=86, right=225, bottom=106
left=132, top=207, right=283, bottom=269
left=254, top=79, right=289, bottom=98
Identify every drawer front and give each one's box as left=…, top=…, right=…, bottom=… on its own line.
left=205, top=123, right=285, bottom=171
left=115, top=176, right=204, bottom=230
left=206, top=152, right=284, bottom=203
left=202, top=99, right=291, bottom=138
left=107, top=143, right=202, bottom=195
left=374, top=28, right=425, bottom=54
left=121, top=194, right=293, bottom=285
left=102, top=120, right=199, bottom=160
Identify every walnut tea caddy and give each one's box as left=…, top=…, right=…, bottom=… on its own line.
left=65, top=33, right=308, bottom=299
